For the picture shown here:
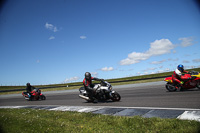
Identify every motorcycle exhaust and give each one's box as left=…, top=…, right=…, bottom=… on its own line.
left=79, top=94, right=90, bottom=100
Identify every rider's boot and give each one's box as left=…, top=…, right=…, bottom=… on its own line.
left=176, top=84, right=184, bottom=91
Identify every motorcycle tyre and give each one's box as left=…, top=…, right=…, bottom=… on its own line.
left=88, top=99, right=96, bottom=103
left=111, top=92, right=121, bottom=101
left=40, top=95, right=46, bottom=100
left=86, top=96, right=97, bottom=103
left=166, top=83, right=177, bottom=92
left=196, top=82, right=200, bottom=89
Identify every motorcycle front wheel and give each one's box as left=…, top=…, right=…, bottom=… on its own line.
left=166, top=83, right=177, bottom=92
left=40, top=95, right=46, bottom=100
left=196, top=82, right=200, bottom=89
left=111, top=92, right=121, bottom=101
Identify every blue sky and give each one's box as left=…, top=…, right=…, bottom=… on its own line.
left=0, top=0, right=200, bottom=85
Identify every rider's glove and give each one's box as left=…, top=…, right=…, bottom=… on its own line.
left=180, top=81, right=184, bottom=85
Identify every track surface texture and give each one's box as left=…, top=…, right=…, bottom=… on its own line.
left=0, top=81, right=200, bottom=109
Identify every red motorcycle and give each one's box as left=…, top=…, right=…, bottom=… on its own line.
left=22, top=88, right=46, bottom=101
left=164, top=71, right=200, bottom=92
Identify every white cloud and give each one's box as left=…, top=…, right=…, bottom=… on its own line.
left=136, top=72, right=141, bottom=75
left=183, top=60, right=190, bottom=63
left=184, top=54, right=191, bottom=57
left=150, top=60, right=166, bottom=64
left=49, top=36, right=55, bottom=40
left=165, top=68, right=170, bottom=71
left=192, top=59, right=200, bottom=63
left=157, top=70, right=165, bottom=73
left=168, top=58, right=179, bottom=61
left=143, top=67, right=156, bottom=71
left=179, top=37, right=194, bottom=47
left=80, top=36, right=87, bottom=39
left=141, top=67, right=171, bottom=75
left=120, top=39, right=174, bottom=65
left=144, top=72, right=149, bottom=75
left=101, top=67, right=114, bottom=71
left=45, top=22, right=58, bottom=32
left=185, top=66, right=195, bottom=69
left=91, top=72, right=98, bottom=77
left=173, top=50, right=176, bottom=53
left=64, top=76, right=80, bottom=83
left=147, top=39, right=174, bottom=55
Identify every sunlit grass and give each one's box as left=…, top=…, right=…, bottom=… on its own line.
left=0, top=108, right=200, bottom=133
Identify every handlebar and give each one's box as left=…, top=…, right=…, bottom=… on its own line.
left=188, top=71, right=199, bottom=75
left=100, top=80, right=107, bottom=86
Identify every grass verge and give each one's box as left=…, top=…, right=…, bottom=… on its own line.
left=0, top=108, right=200, bottom=133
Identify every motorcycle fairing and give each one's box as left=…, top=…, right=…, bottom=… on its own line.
left=164, top=77, right=173, bottom=83
left=191, top=73, right=200, bottom=78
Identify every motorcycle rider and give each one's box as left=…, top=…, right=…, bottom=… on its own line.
left=26, top=83, right=35, bottom=94
left=172, top=64, right=189, bottom=89
left=83, top=72, right=104, bottom=102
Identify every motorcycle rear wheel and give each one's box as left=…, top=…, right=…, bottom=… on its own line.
left=111, top=92, right=121, bottom=101
left=166, top=83, right=177, bottom=92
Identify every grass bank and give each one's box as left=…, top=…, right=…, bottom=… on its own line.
left=0, top=108, right=200, bottom=133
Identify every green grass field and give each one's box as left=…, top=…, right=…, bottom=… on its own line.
left=0, top=108, right=200, bottom=133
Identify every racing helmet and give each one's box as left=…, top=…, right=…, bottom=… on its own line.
left=177, top=64, right=184, bottom=72
left=85, top=72, right=91, bottom=80
left=26, top=83, right=30, bottom=87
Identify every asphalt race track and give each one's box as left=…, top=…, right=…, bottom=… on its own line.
left=0, top=81, right=200, bottom=109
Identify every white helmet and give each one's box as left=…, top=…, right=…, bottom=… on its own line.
left=175, top=68, right=182, bottom=76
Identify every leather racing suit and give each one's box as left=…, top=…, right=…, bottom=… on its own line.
left=172, top=68, right=188, bottom=85
left=83, top=77, right=102, bottom=100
